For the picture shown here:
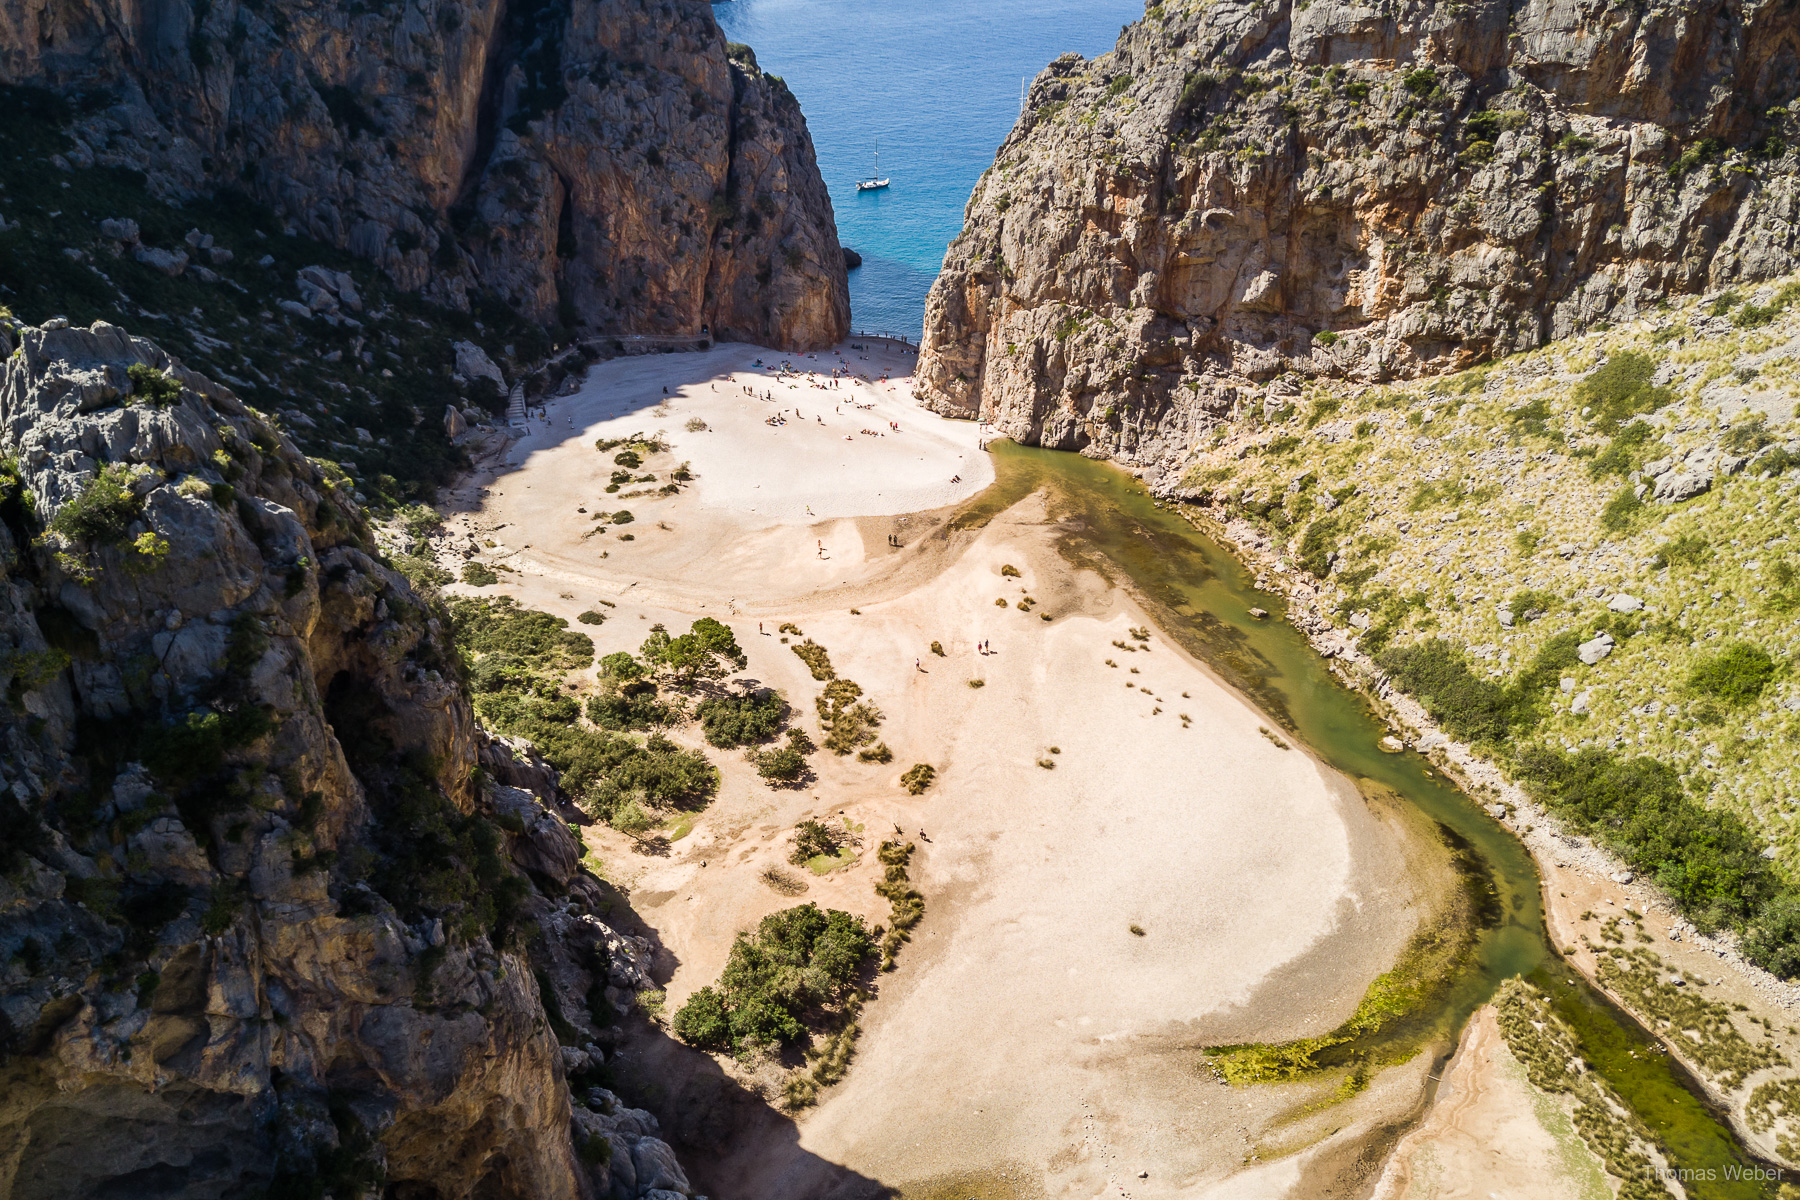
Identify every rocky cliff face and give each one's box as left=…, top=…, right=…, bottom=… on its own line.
left=1, top=0, right=848, bottom=351
left=0, top=321, right=689, bottom=1199
left=917, top=0, right=1800, bottom=467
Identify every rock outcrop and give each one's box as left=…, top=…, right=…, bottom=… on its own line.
left=0, top=320, right=690, bottom=1199
left=1, top=0, right=848, bottom=351
left=917, top=0, right=1800, bottom=467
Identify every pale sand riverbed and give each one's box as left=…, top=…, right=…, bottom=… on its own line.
left=1372, top=1005, right=1608, bottom=1200
left=444, top=341, right=1456, bottom=1198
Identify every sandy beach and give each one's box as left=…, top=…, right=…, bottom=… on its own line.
left=441, top=341, right=1456, bottom=1197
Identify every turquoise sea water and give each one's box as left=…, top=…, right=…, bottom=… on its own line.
left=713, top=0, right=1141, bottom=339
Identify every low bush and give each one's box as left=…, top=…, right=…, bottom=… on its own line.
left=697, top=689, right=786, bottom=747
left=1298, top=516, right=1337, bottom=578
left=1573, top=351, right=1674, bottom=430
left=671, top=903, right=873, bottom=1052
left=583, top=686, right=678, bottom=732
left=751, top=729, right=815, bottom=784
left=452, top=597, right=712, bottom=817
left=857, top=741, right=892, bottom=764
left=875, top=840, right=924, bottom=969
left=50, top=464, right=144, bottom=544
left=783, top=639, right=832, bottom=684
left=1687, top=642, right=1776, bottom=705
left=1378, top=634, right=1578, bottom=746
left=451, top=596, right=593, bottom=671
left=461, top=561, right=498, bottom=587
left=392, top=553, right=452, bottom=592
left=1657, top=534, right=1710, bottom=569
left=1599, top=486, right=1643, bottom=533
left=126, top=363, right=182, bottom=408
left=577, top=610, right=605, bottom=625
left=1588, top=422, right=1655, bottom=479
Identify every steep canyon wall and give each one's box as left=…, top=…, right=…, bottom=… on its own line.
left=0, top=0, right=848, bottom=350
left=917, top=0, right=1800, bottom=466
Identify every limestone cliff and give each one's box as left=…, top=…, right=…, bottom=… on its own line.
left=0, top=321, right=690, bottom=1199
left=917, top=0, right=1800, bottom=467
left=0, top=0, right=848, bottom=351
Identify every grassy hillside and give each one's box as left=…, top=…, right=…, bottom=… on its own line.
left=1182, top=275, right=1800, bottom=970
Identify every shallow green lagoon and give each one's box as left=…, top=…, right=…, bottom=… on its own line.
left=960, top=441, right=1779, bottom=1197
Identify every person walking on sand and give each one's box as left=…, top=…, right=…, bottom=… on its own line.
left=915, top=658, right=921, bottom=672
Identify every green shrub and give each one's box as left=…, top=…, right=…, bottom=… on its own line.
left=461, top=561, right=498, bottom=587
left=697, top=689, right=785, bottom=747
left=453, top=596, right=592, bottom=669
left=1313, top=330, right=1339, bottom=346
left=752, top=744, right=803, bottom=783
left=1379, top=634, right=1577, bottom=746
left=126, top=363, right=182, bottom=408
left=392, top=553, right=452, bottom=591
left=1588, top=421, right=1655, bottom=478
left=640, top=617, right=747, bottom=687
left=1733, top=281, right=1800, bottom=328
left=1668, top=137, right=1726, bottom=178
left=583, top=687, right=677, bottom=732
left=817, top=677, right=881, bottom=755
left=1687, top=642, right=1776, bottom=705
left=1515, top=746, right=1777, bottom=931
left=1742, top=896, right=1800, bottom=978
left=900, top=763, right=935, bottom=794
left=672, top=985, right=732, bottom=1047
left=1657, top=534, right=1709, bottom=568
left=1573, top=351, right=1674, bottom=430
left=577, top=610, right=605, bottom=625
left=671, top=903, right=873, bottom=1052
left=50, top=464, right=144, bottom=544
left=1380, top=640, right=1514, bottom=744
left=858, top=742, right=892, bottom=764
left=1400, top=67, right=1437, bottom=98
left=1599, top=485, right=1643, bottom=532
left=395, top=503, right=442, bottom=540
left=1298, top=516, right=1337, bottom=578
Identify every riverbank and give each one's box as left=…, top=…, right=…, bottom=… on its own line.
left=1182, top=500, right=1800, bottom=1177
left=424, top=342, right=1466, bottom=1197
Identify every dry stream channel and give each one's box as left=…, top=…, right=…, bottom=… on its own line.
left=968, top=441, right=1780, bottom=1199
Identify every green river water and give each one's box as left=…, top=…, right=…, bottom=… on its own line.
left=960, top=441, right=1781, bottom=1197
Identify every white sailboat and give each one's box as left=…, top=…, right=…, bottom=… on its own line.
left=856, top=142, right=889, bottom=192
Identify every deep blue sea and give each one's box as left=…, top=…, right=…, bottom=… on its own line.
left=713, top=0, right=1142, bottom=340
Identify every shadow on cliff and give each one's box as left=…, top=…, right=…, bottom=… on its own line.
left=588, top=882, right=896, bottom=1200
left=440, top=339, right=917, bottom=1196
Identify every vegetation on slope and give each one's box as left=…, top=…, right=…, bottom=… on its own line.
left=449, top=598, right=718, bottom=831
left=1182, top=274, right=1800, bottom=975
